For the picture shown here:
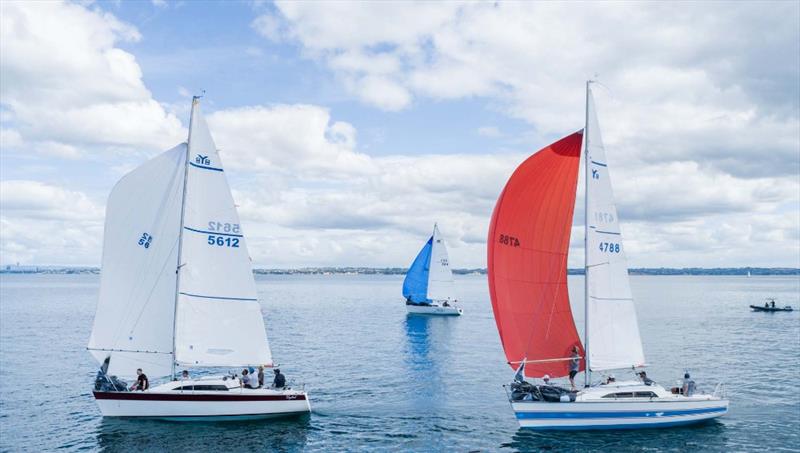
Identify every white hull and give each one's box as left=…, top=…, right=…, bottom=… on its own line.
left=94, top=379, right=310, bottom=421
left=511, top=381, right=727, bottom=430
left=406, top=304, right=462, bottom=316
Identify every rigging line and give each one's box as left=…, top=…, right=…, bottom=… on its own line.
left=509, top=357, right=581, bottom=364
left=88, top=347, right=172, bottom=355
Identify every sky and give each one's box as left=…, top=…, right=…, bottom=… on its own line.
left=0, top=0, right=798, bottom=269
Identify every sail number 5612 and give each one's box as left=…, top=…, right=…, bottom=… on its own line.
left=599, top=242, right=620, bottom=253
left=498, top=234, right=520, bottom=247
left=208, top=235, right=240, bottom=248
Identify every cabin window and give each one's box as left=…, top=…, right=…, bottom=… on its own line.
left=172, top=385, right=229, bottom=391
left=602, top=392, right=634, bottom=398
left=634, top=391, right=657, bottom=398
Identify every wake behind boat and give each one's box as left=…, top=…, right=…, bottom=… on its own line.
left=87, top=97, right=310, bottom=420
left=403, top=224, right=462, bottom=315
left=487, top=82, right=728, bottom=430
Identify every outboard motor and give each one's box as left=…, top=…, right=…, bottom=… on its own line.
left=93, top=357, right=128, bottom=392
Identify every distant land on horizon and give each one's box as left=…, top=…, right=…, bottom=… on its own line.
left=1, top=265, right=798, bottom=276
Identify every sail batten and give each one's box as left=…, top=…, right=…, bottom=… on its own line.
left=488, top=132, right=585, bottom=378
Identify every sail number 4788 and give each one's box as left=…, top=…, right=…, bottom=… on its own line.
left=207, top=235, right=240, bottom=248
left=599, top=242, right=620, bottom=253
left=498, top=234, right=520, bottom=247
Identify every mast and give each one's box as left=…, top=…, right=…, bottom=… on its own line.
left=171, top=96, right=199, bottom=378
left=583, top=80, right=591, bottom=388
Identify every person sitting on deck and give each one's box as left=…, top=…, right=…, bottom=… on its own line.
left=604, top=374, right=616, bottom=385
left=682, top=373, right=696, bottom=396
left=181, top=370, right=189, bottom=381
left=130, top=368, right=148, bottom=391
left=765, top=301, right=770, bottom=308
left=771, top=300, right=776, bottom=308
left=241, top=369, right=258, bottom=389
left=638, top=371, right=654, bottom=386
left=541, top=374, right=551, bottom=386
left=442, top=300, right=450, bottom=307
left=257, top=366, right=265, bottom=388
left=273, top=368, right=286, bottom=389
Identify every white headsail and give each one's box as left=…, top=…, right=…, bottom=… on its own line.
left=88, top=144, right=187, bottom=378
left=426, top=224, right=455, bottom=301
left=174, top=99, right=273, bottom=368
left=585, top=86, right=646, bottom=371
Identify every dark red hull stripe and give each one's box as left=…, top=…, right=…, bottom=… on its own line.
left=94, top=391, right=306, bottom=402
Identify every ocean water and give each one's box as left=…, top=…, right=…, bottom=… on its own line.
left=0, top=273, right=798, bottom=452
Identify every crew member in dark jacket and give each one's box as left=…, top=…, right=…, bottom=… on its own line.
left=273, top=368, right=286, bottom=389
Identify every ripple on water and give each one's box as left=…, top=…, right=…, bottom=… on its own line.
left=0, top=274, right=798, bottom=452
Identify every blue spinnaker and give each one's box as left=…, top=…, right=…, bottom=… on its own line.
left=403, top=237, right=433, bottom=303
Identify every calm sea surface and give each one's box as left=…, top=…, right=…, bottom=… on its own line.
left=1, top=274, right=798, bottom=452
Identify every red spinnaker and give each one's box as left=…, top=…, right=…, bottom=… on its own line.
left=487, top=131, right=585, bottom=378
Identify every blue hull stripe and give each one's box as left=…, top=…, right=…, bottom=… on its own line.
left=522, top=418, right=719, bottom=431
left=183, top=226, right=243, bottom=238
left=591, top=160, right=607, bottom=167
left=189, top=162, right=224, bottom=172
left=516, top=407, right=727, bottom=420
left=179, top=292, right=257, bottom=302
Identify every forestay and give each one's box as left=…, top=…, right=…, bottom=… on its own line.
left=88, top=144, right=187, bottom=378
left=426, top=224, right=455, bottom=301
left=585, top=87, right=646, bottom=371
left=174, top=99, right=273, bottom=368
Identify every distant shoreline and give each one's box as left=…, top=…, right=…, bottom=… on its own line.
left=1, top=266, right=798, bottom=276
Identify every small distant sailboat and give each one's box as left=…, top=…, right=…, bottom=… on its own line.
left=87, top=97, right=310, bottom=420
left=487, top=82, right=728, bottom=430
left=403, top=224, right=463, bottom=316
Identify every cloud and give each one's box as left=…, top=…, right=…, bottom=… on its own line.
left=0, top=180, right=103, bottom=265
left=206, top=104, right=376, bottom=179
left=256, top=1, right=800, bottom=179
left=0, top=1, right=185, bottom=158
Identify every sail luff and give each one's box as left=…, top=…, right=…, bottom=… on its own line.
left=583, top=80, right=592, bottom=387
left=169, top=96, right=197, bottom=378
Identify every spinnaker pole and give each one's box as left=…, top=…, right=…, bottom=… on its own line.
left=583, top=80, right=592, bottom=388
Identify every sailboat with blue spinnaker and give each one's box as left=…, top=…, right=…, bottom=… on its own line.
left=403, top=224, right=462, bottom=316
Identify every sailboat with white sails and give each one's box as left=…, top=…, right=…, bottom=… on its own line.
left=88, top=97, right=310, bottom=420
left=487, top=82, right=728, bottom=430
left=403, top=224, right=462, bottom=315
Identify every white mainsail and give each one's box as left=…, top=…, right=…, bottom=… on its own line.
left=88, top=144, right=187, bottom=378
left=174, top=99, right=272, bottom=368
left=426, top=224, right=455, bottom=301
left=89, top=98, right=272, bottom=378
left=584, top=86, right=646, bottom=371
